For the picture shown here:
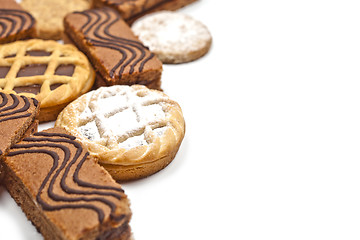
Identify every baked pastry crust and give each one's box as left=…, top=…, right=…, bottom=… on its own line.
left=56, top=85, right=185, bottom=181
left=0, top=39, right=95, bottom=122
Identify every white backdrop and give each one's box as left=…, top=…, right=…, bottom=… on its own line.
left=2, top=0, right=360, bottom=239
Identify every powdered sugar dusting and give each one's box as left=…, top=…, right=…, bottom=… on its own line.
left=77, top=85, right=171, bottom=149
left=132, top=11, right=212, bottom=63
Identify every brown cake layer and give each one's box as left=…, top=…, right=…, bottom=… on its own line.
left=0, top=0, right=36, bottom=44
left=93, top=0, right=198, bottom=23
left=2, top=127, right=132, bottom=240
left=0, top=92, right=39, bottom=182
left=64, top=7, right=163, bottom=90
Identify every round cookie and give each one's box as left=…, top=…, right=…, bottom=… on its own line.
left=20, top=0, right=91, bottom=40
left=131, top=11, right=212, bottom=64
left=0, top=39, right=95, bottom=122
left=55, top=85, right=185, bottom=181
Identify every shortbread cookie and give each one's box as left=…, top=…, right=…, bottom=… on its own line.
left=93, top=0, right=197, bottom=24
left=0, top=92, right=39, bottom=181
left=2, top=127, right=132, bottom=240
left=20, top=0, right=92, bottom=40
left=64, top=7, right=163, bottom=90
left=132, top=11, right=212, bottom=63
left=0, top=0, right=36, bottom=44
left=0, top=39, right=95, bottom=122
left=56, top=85, right=185, bottom=181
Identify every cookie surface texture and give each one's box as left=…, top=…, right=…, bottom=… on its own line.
left=64, top=7, right=163, bottom=90
left=0, top=39, right=95, bottom=122
left=0, top=0, right=36, bottom=44
left=0, top=92, right=39, bottom=181
left=132, top=11, right=212, bottom=63
left=20, top=0, right=91, bottom=40
left=56, top=85, right=185, bottom=181
left=93, top=0, right=198, bottom=23
left=2, top=127, right=132, bottom=240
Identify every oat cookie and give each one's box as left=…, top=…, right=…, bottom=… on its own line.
left=0, top=39, right=95, bottom=122
left=20, top=0, right=92, bottom=40
left=132, top=11, right=212, bottom=63
left=56, top=85, right=185, bottom=181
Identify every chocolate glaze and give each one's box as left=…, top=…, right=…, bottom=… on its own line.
left=25, top=50, right=52, bottom=57
left=0, top=66, right=10, bottom=78
left=17, top=64, right=47, bottom=77
left=13, top=83, right=63, bottom=95
left=0, top=93, right=33, bottom=123
left=0, top=9, right=35, bottom=39
left=75, top=8, right=155, bottom=79
left=55, top=64, right=75, bottom=76
left=9, top=131, right=126, bottom=223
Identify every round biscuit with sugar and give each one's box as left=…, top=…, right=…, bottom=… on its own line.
left=55, top=85, right=185, bottom=181
left=132, top=11, right=212, bottom=64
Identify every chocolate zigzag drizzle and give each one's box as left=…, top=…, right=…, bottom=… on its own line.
left=8, top=132, right=125, bottom=223
left=76, top=8, right=155, bottom=79
left=0, top=9, right=35, bottom=38
left=0, top=93, right=38, bottom=123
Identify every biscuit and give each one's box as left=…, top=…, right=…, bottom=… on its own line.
left=132, top=11, right=212, bottom=63
left=64, top=7, right=163, bottom=90
left=0, top=92, right=39, bottom=181
left=55, top=85, right=185, bottom=181
left=93, top=0, right=198, bottom=24
left=20, top=0, right=92, bottom=40
left=0, top=0, right=36, bottom=44
left=2, top=127, right=132, bottom=240
left=0, top=39, right=95, bottom=122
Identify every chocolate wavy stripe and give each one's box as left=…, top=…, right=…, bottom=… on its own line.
left=76, top=8, right=155, bottom=79
left=0, top=9, right=35, bottom=38
left=9, top=132, right=125, bottom=223
left=0, top=93, right=38, bottom=123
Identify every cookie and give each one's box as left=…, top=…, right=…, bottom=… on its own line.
left=132, top=11, right=212, bottom=63
left=0, top=39, right=95, bottom=122
left=64, top=7, right=163, bottom=90
left=0, top=0, right=36, bottom=44
left=2, top=127, right=132, bottom=240
left=93, top=0, right=198, bottom=24
left=0, top=92, right=39, bottom=181
left=55, top=85, right=185, bottom=181
left=20, top=0, right=92, bottom=40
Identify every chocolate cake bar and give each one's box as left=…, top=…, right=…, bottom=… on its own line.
left=64, top=7, right=163, bottom=90
left=2, top=127, right=132, bottom=240
left=93, top=0, right=198, bottom=23
left=0, top=92, right=39, bottom=181
left=0, top=0, right=36, bottom=44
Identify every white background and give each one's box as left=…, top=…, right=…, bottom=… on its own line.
left=2, top=0, right=360, bottom=239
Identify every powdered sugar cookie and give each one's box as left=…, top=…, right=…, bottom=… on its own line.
left=131, top=11, right=212, bottom=64
left=55, top=85, right=185, bottom=181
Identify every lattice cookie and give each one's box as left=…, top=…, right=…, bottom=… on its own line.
left=0, top=39, right=95, bottom=122
left=56, top=85, right=185, bottom=181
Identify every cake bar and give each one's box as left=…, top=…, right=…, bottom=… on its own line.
left=64, top=7, right=163, bottom=90
left=0, top=0, right=36, bottom=44
left=2, top=127, right=132, bottom=240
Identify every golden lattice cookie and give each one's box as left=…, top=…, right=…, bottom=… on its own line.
left=0, top=39, right=95, bottom=122
left=56, top=85, right=185, bottom=181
